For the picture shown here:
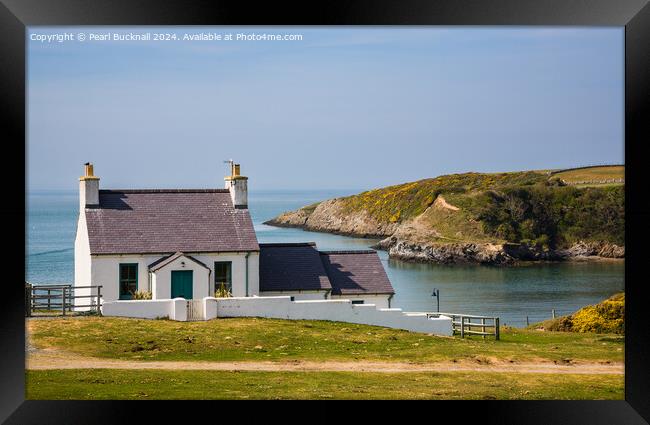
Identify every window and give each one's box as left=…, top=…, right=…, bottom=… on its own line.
left=351, top=300, right=364, bottom=305
left=119, top=263, right=138, bottom=300
left=214, top=261, right=232, bottom=294
left=290, top=296, right=295, bottom=301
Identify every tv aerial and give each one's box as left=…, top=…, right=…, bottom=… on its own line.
left=223, top=159, right=234, bottom=176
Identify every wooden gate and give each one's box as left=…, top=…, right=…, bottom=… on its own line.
left=186, top=300, right=204, bottom=321
left=25, top=282, right=103, bottom=317
left=427, top=312, right=500, bottom=340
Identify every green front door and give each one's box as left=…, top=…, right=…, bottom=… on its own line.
left=171, top=270, right=193, bottom=299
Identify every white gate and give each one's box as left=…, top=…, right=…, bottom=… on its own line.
left=186, top=300, right=204, bottom=321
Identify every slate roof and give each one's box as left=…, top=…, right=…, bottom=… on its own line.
left=85, top=189, right=259, bottom=255
left=259, top=243, right=332, bottom=292
left=320, top=250, right=395, bottom=295
left=258, top=244, right=394, bottom=295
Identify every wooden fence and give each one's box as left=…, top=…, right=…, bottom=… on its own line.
left=25, top=282, right=103, bottom=317
left=427, top=312, right=500, bottom=340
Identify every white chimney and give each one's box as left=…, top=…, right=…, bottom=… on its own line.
left=79, top=162, right=100, bottom=209
left=224, top=162, right=248, bottom=208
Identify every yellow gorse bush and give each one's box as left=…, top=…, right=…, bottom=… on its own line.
left=544, top=293, right=624, bottom=334
left=570, top=293, right=624, bottom=334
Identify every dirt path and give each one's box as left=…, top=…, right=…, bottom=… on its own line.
left=26, top=349, right=623, bottom=375
left=435, top=195, right=460, bottom=211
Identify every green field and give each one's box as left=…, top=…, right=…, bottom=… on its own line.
left=28, top=317, right=624, bottom=363
left=552, top=166, right=624, bottom=186
left=26, top=369, right=623, bottom=400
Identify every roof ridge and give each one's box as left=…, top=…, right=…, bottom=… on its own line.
left=259, top=242, right=317, bottom=247
left=99, top=189, right=230, bottom=193
left=319, top=250, right=377, bottom=255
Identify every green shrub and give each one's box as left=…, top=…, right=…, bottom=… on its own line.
left=476, top=185, right=624, bottom=248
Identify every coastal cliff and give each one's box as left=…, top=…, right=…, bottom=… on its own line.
left=264, top=167, right=625, bottom=265
left=374, top=238, right=624, bottom=265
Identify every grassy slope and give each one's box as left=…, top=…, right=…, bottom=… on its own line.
left=28, top=317, right=624, bottom=363
left=327, top=167, right=624, bottom=247
left=339, top=171, right=547, bottom=224
left=26, top=369, right=623, bottom=400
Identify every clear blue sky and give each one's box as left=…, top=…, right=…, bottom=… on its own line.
left=27, top=26, right=624, bottom=191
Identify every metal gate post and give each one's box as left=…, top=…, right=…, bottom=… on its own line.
left=62, top=287, right=67, bottom=316
left=97, top=285, right=102, bottom=315
left=25, top=283, right=32, bottom=317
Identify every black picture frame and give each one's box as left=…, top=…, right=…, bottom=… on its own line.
left=2, top=0, right=649, bottom=423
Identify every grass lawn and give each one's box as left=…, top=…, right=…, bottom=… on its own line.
left=26, top=369, right=623, bottom=400
left=28, top=317, right=624, bottom=364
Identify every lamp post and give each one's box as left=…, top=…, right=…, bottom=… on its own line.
left=432, top=288, right=440, bottom=312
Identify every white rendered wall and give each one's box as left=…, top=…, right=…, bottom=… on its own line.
left=225, top=178, right=248, bottom=207
left=150, top=255, right=211, bottom=300
left=73, top=211, right=93, bottom=310
left=92, top=251, right=259, bottom=302
left=330, top=294, right=391, bottom=309
left=79, top=179, right=99, bottom=208
left=91, top=255, right=150, bottom=302
left=260, top=290, right=328, bottom=300
left=247, top=252, right=259, bottom=296
left=190, top=252, right=258, bottom=297
left=150, top=273, right=158, bottom=299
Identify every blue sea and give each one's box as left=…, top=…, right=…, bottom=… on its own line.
left=26, top=189, right=624, bottom=327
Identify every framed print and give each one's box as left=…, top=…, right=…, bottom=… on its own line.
left=2, top=0, right=649, bottom=423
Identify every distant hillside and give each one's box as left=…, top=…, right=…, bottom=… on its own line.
left=265, top=166, right=624, bottom=264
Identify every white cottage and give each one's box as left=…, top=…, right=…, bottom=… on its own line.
left=74, top=162, right=394, bottom=309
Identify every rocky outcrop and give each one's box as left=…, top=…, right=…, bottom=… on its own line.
left=557, top=241, right=625, bottom=259
left=265, top=208, right=312, bottom=228
left=375, top=237, right=517, bottom=265
left=264, top=198, right=399, bottom=238
left=374, top=237, right=625, bottom=265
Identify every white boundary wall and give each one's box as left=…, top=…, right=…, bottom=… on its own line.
left=214, top=297, right=452, bottom=335
left=102, top=296, right=453, bottom=335
left=102, top=298, right=187, bottom=321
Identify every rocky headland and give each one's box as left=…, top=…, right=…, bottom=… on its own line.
left=265, top=168, right=625, bottom=265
